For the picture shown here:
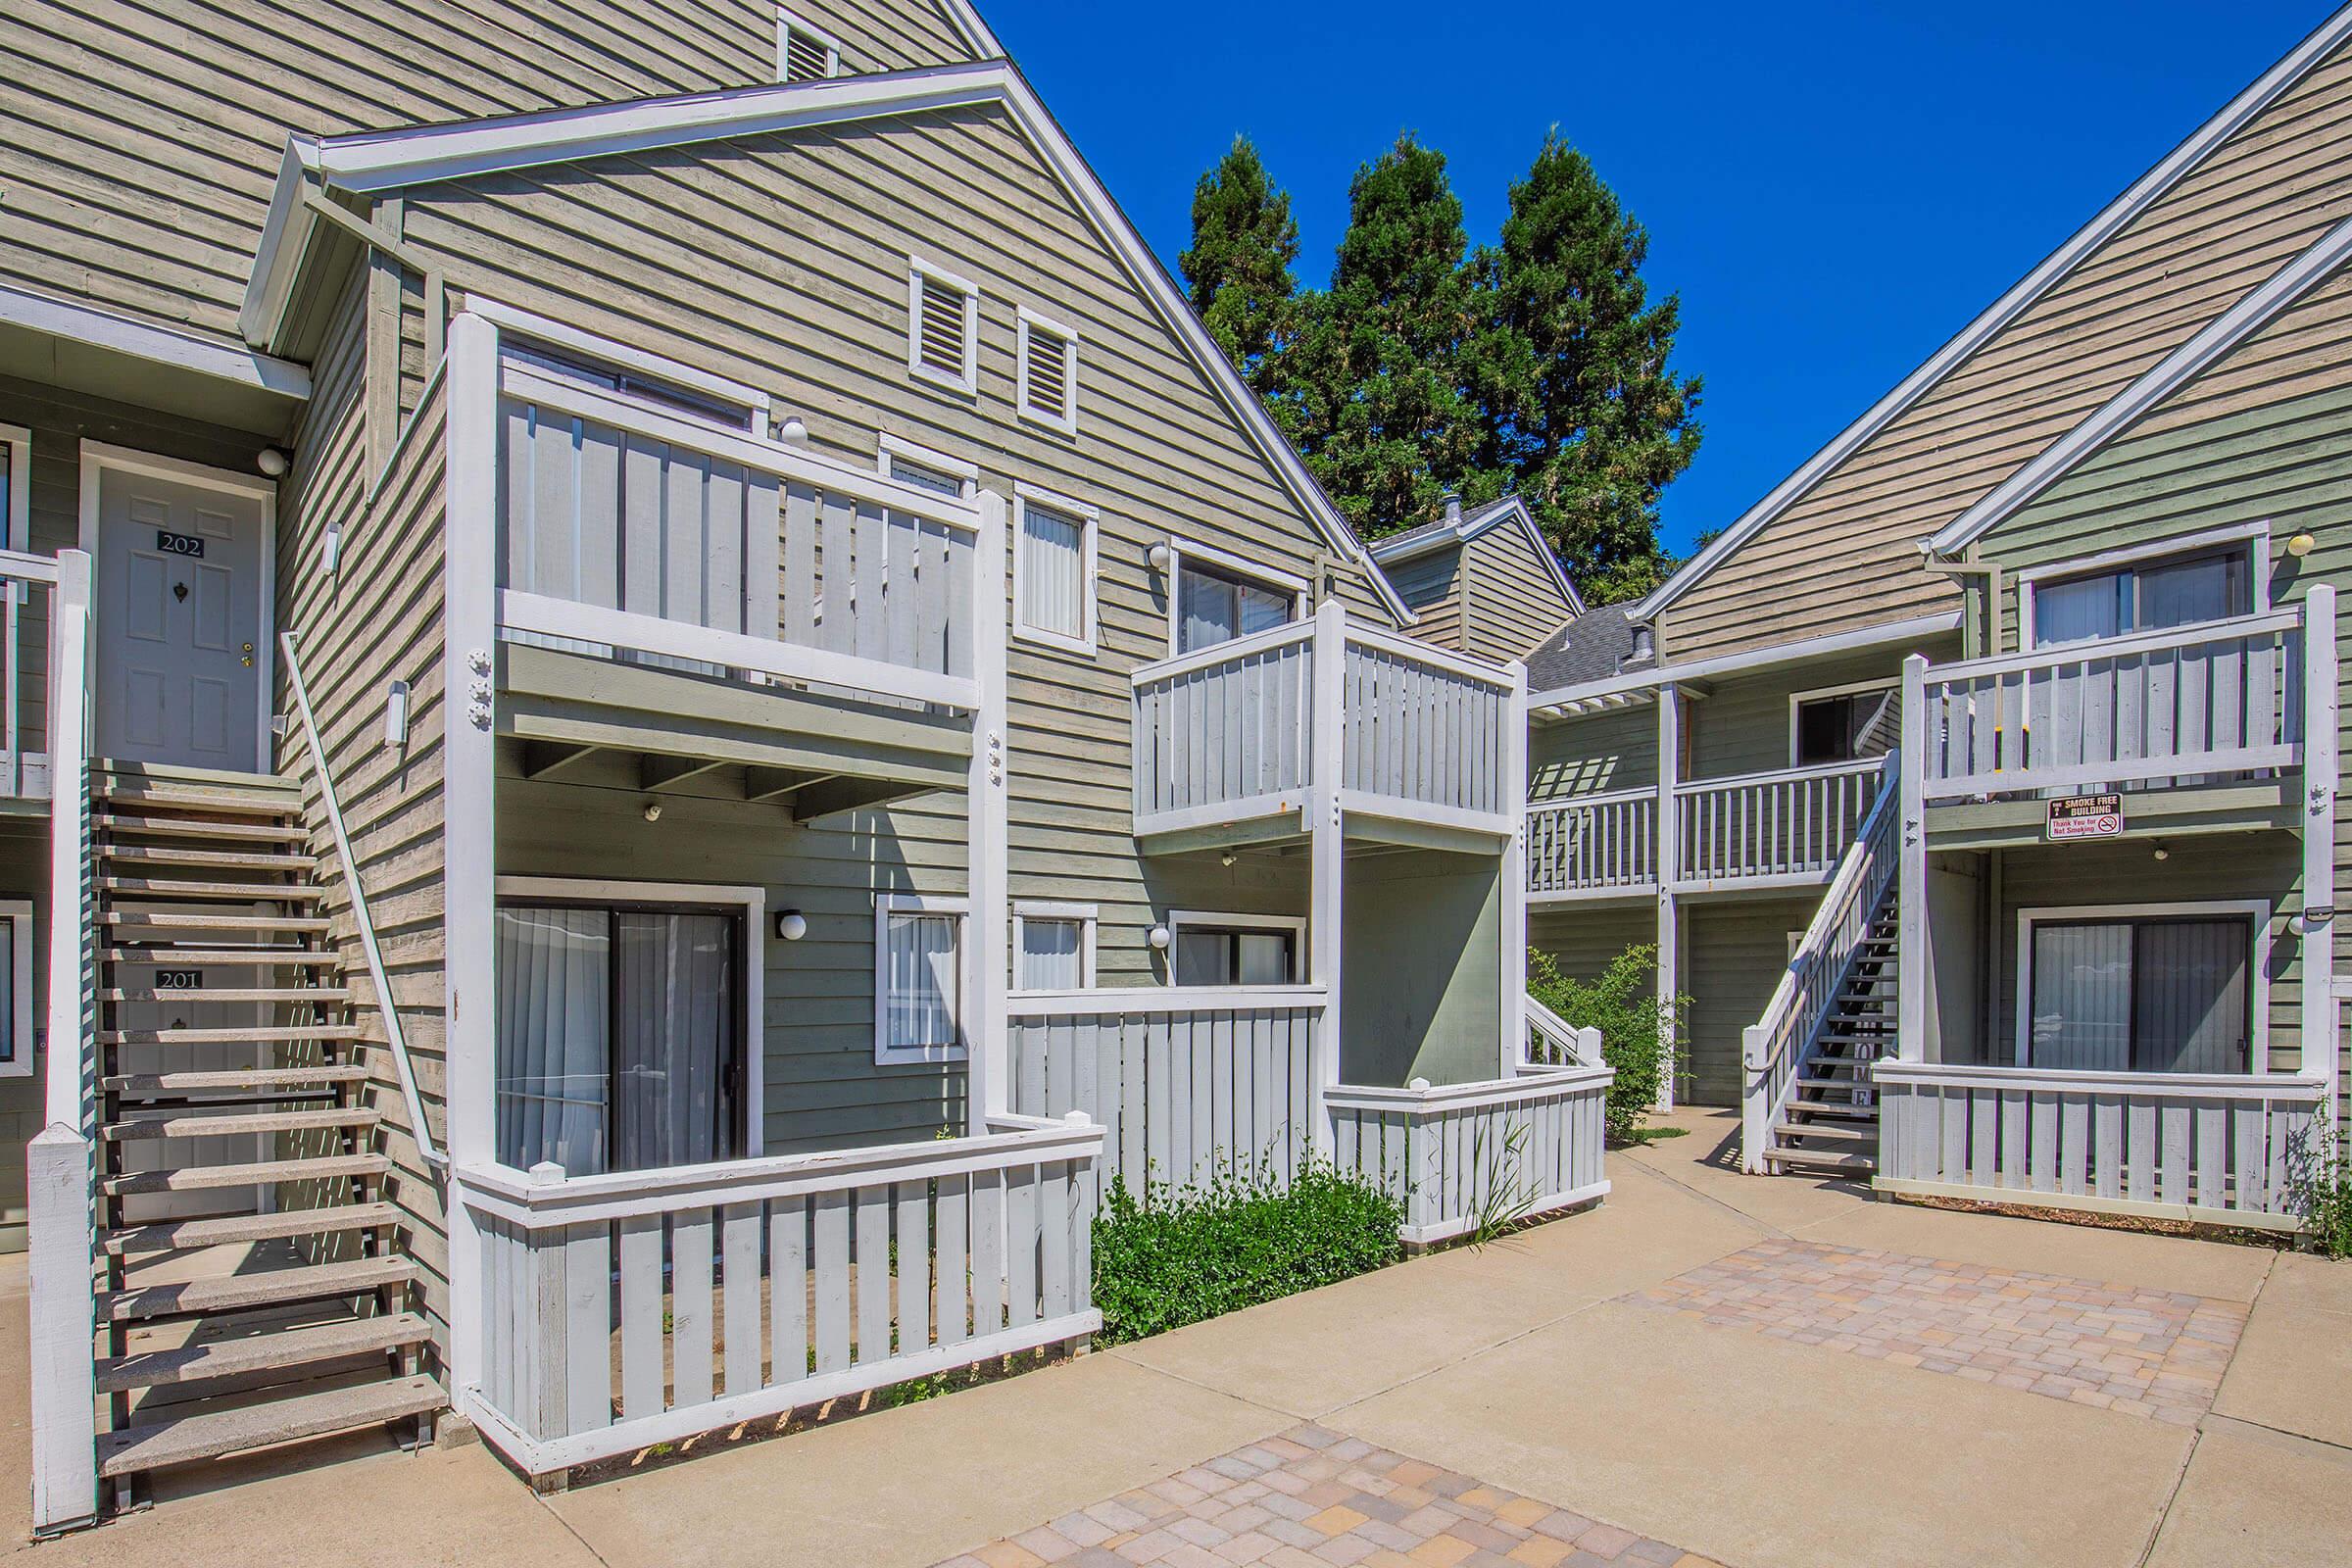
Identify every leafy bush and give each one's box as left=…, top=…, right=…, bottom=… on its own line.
left=1091, top=1161, right=1403, bottom=1345
left=2287, top=1131, right=2352, bottom=1259
left=1528, top=943, right=1687, bottom=1143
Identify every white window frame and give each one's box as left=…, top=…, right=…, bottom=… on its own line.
left=0, top=423, right=31, bottom=554
left=1787, top=677, right=1899, bottom=769
left=874, top=431, right=978, bottom=500
left=774, top=7, right=846, bottom=81
left=1011, top=900, right=1099, bottom=992
left=1014, top=306, right=1080, bottom=435
left=906, top=257, right=981, bottom=397
left=2013, top=899, right=2272, bottom=1074
left=2016, top=521, right=2271, bottom=650
left=874, top=891, right=969, bottom=1065
left=1011, top=481, right=1099, bottom=656
left=1162, top=538, right=1311, bottom=657
left=493, top=874, right=768, bottom=1157
left=466, top=295, right=769, bottom=438
left=1165, top=908, right=1307, bottom=986
left=0, top=897, right=31, bottom=1077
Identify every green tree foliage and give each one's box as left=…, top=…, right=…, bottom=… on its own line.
left=1179, top=136, right=1300, bottom=401
left=1527, top=944, right=1686, bottom=1141
left=1184, top=128, right=1701, bottom=603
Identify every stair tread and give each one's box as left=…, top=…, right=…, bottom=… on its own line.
left=102, top=1025, right=363, bottom=1046
left=96, top=814, right=308, bottom=843
left=99, top=1152, right=387, bottom=1197
left=96, top=1311, right=427, bottom=1394
left=99, top=877, right=323, bottom=900
left=95, top=784, right=299, bottom=816
left=102, top=986, right=351, bottom=1004
left=108, top=1202, right=401, bottom=1255
left=104, top=912, right=332, bottom=931
left=102, top=845, right=319, bottom=870
left=104, top=1106, right=378, bottom=1141
left=1777, top=1123, right=1877, bottom=1146
left=1766, top=1149, right=1877, bottom=1174
left=97, top=1373, right=440, bottom=1478
left=99, top=1254, right=417, bottom=1322
left=102, top=947, right=338, bottom=965
left=105, top=1066, right=370, bottom=1093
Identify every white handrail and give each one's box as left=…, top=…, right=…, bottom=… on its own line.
left=1524, top=994, right=1604, bottom=1067
left=1342, top=619, right=1517, bottom=691
left=278, top=631, right=444, bottom=1175
left=1674, top=756, right=1885, bottom=796
left=1928, top=605, right=2301, bottom=682
left=1530, top=783, right=1654, bottom=809
left=1130, top=618, right=1315, bottom=686
left=1005, top=984, right=1329, bottom=1017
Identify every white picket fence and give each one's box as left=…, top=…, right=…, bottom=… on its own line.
left=456, top=1113, right=1103, bottom=1475
left=1872, top=1061, right=2325, bottom=1229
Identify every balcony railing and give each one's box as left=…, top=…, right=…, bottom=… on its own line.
left=0, top=550, right=60, bottom=801
left=1676, top=757, right=1886, bottom=887
left=1917, top=606, right=2315, bottom=801
left=494, top=356, right=989, bottom=713
left=1526, top=788, right=1656, bottom=898
left=1130, top=606, right=1519, bottom=839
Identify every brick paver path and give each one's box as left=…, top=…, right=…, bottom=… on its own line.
left=930, top=1423, right=1717, bottom=1568
left=1629, top=1238, right=2246, bottom=1425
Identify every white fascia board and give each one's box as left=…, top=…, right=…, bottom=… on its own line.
left=1626, top=2, right=2352, bottom=625
left=939, top=0, right=1007, bottom=59
left=3, top=280, right=311, bottom=400
left=1526, top=609, right=1961, bottom=710
left=1368, top=497, right=1586, bottom=616
left=1926, top=214, right=2352, bottom=557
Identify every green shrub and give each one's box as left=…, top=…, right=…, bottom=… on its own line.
left=2287, top=1131, right=2352, bottom=1259
left=1091, top=1161, right=1403, bottom=1345
left=1528, top=943, right=1688, bottom=1143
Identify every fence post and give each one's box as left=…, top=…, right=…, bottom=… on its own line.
left=1500, top=659, right=1529, bottom=1079
left=27, top=1126, right=97, bottom=1534
left=1740, top=1024, right=1770, bottom=1175
left=1655, top=685, right=1682, bottom=1110
left=1896, top=656, right=1929, bottom=1062
left=969, top=490, right=1011, bottom=1128
left=1308, top=600, right=1347, bottom=1156
left=2300, top=585, right=2337, bottom=1122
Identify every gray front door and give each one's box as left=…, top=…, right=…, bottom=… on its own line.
left=92, top=465, right=265, bottom=770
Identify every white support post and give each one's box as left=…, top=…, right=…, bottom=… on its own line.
left=2300, top=585, right=2337, bottom=1122
left=1309, top=598, right=1348, bottom=1154
left=1654, top=685, right=1681, bottom=1110
left=442, top=311, right=502, bottom=1416
left=1896, top=655, right=1930, bottom=1062
left=1500, top=659, right=1529, bottom=1076
left=968, top=490, right=1010, bottom=1131
left=27, top=1127, right=97, bottom=1534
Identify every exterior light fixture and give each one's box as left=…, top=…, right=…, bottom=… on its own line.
left=383, top=679, right=410, bottom=751
left=641, top=801, right=663, bottom=824
left=320, top=518, right=343, bottom=575
left=256, top=447, right=289, bottom=477
left=1148, top=923, right=1171, bottom=951
left=775, top=910, right=808, bottom=942
left=1147, top=543, right=1172, bottom=572
left=2152, top=843, right=2170, bottom=861
left=778, top=416, right=808, bottom=445
left=2288, top=531, right=2318, bottom=559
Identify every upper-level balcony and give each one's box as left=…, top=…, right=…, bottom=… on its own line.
left=485, top=343, right=994, bottom=807
left=1129, top=605, right=1521, bottom=851
left=0, top=549, right=66, bottom=806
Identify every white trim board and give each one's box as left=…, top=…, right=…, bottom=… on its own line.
left=1368, top=496, right=1586, bottom=617
left=464, top=293, right=771, bottom=432
left=494, top=874, right=767, bottom=1156
left=1164, top=908, right=1308, bottom=985
left=0, top=899, right=32, bottom=1076
left=2012, top=899, right=2274, bottom=1075
left=1, top=280, right=310, bottom=401
left=1786, top=677, right=1898, bottom=768
left=875, top=431, right=978, bottom=498
left=1529, top=609, right=1961, bottom=712
left=2016, top=522, right=2272, bottom=649
left=1010, top=481, right=1099, bottom=657
left=874, top=891, right=970, bottom=1066
left=1011, top=900, right=1098, bottom=991
left=0, top=424, right=29, bottom=555
left=251, top=61, right=1411, bottom=621
left=1627, top=4, right=2352, bottom=624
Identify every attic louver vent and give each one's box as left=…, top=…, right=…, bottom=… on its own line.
left=1023, top=330, right=1069, bottom=419
left=777, top=15, right=840, bottom=82
left=912, top=268, right=974, bottom=387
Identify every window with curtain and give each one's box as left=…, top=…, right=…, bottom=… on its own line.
left=495, top=900, right=745, bottom=1175
left=2027, top=914, right=2253, bottom=1074
left=878, top=900, right=963, bottom=1062
left=1793, top=684, right=1898, bottom=766
left=1014, top=910, right=1092, bottom=991
left=1016, top=498, right=1091, bottom=647
left=888, top=456, right=963, bottom=497
left=1171, top=919, right=1298, bottom=986
left=2034, top=547, right=2252, bottom=648
left=1176, top=559, right=1295, bottom=654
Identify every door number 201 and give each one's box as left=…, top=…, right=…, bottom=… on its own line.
left=155, top=529, right=206, bottom=559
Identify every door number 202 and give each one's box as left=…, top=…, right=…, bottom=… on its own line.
left=155, top=529, right=206, bottom=559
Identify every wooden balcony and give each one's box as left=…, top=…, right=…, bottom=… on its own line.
left=0, top=549, right=66, bottom=806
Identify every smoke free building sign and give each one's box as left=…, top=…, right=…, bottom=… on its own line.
left=2047, top=793, right=2125, bottom=842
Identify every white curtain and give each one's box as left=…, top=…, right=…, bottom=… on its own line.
left=2035, top=572, right=2126, bottom=647
left=1177, top=563, right=1292, bottom=653
left=1016, top=917, right=1084, bottom=990
left=2029, top=922, right=2132, bottom=1072
left=886, top=911, right=960, bottom=1052
left=1170, top=926, right=1294, bottom=986
left=496, top=906, right=612, bottom=1173
left=1019, top=503, right=1085, bottom=640
left=613, top=911, right=740, bottom=1169
left=1238, top=932, right=1293, bottom=984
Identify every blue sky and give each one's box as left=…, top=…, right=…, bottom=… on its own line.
left=981, top=1, right=2332, bottom=555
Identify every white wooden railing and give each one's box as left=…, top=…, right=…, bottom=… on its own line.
left=1918, top=606, right=2310, bottom=799
left=1740, top=754, right=1901, bottom=1174
left=1526, top=788, right=1656, bottom=897
left=28, top=550, right=95, bottom=1535
left=0, top=550, right=60, bottom=801
left=1326, top=1062, right=1612, bottom=1245
left=1677, top=757, right=1884, bottom=886
left=1007, top=987, right=1327, bottom=1196
left=492, top=350, right=988, bottom=712
left=455, top=1113, right=1103, bottom=1476
left=1523, top=996, right=1605, bottom=1069
left=1873, top=1062, right=2324, bottom=1230
left=1131, top=605, right=1519, bottom=839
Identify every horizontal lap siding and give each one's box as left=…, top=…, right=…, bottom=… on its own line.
left=1660, top=37, right=2352, bottom=662
left=1528, top=906, right=1653, bottom=985
left=1687, top=644, right=1955, bottom=780
left=792, top=0, right=980, bottom=73
left=1462, top=525, right=1575, bottom=663
left=1385, top=548, right=1462, bottom=652
left=273, top=282, right=456, bottom=1339
left=1530, top=705, right=1655, bottom=800
left=1684, top=898, right=1816, bottom=1105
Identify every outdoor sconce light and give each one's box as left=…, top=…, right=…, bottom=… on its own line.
left=383, top=679, right=410, bottom=751
left=775, top=910, right=808, bottom=942
left=1148, top=923, right=1172, bottom=951
left=778, top=416, right=808, bottom=445
left=641, top=801, right=663, bottom=824
left=2152, top=843, right=2171, bottom=861
left=319, top=518, right=343, bottom=575
left=1147, top=542, right=1172, bottom=572
left=256, top=447, right=289, bottom=477
left=1220, top=852, right=1237, bottom=867
left=2288, top=530, right=2318, bottom=558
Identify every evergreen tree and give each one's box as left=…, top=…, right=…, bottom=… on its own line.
left=1179, top=136, right=1299, bottom=400
left=1479, top=131, right=1702, bottom=603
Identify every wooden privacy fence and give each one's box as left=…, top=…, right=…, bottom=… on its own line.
left=1918, top=607, right=2307, bottom=799
left=1525, top=788, right=1655, bottom=897
left=455, top=1114, right=1102, bottom=1475
left=1339, top=624, right=1513, bottom=821
left=1872, top=1062, right=2324, bottom=1230
left=1325, top=1063, right=1612, bottom=1246
left=1676, top=757, right=1883, bottom=885
left=1007, top=989, right=1325, bottom=1197
left=1129, top=623, right=1315, bottom=824
left=492, top=353, right=984, bottom=710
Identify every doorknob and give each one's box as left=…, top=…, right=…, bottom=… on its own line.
left=242, top=641, right=255, bottom=668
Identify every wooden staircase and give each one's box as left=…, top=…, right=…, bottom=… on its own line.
left=87, top=761, right=438, bottom=1502
left=1763, top=904, right=1895, bottom=1177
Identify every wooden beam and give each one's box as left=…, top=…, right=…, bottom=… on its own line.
left=519, top=741, right=603, bottom=781
left=744, top=766, right=829, bottom=803
left=792, top=776, right=930, bottom=823
left=640, top=755, right=733, bottom=793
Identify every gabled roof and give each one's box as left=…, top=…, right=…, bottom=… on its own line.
left=1625, top=2, right=2352, bottom=624
left=1368, top=496, right=1586, bottom=616
left=1525, top=601, right=1638, bottom=693
left=1928, top=213, right=2352, bottom=556
left=242, top=60, right=1411, bottom=621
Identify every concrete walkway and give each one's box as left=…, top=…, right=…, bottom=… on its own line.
left=9, top=1109, right=2351, bottom=1567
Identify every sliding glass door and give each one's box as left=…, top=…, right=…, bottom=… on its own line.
left=2026, top=915, right=2251, bottom=1074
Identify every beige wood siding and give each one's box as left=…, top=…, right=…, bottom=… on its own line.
left=1683, top=896, right=1815, bottom=1104
left=273, top=281, right=454, bottom=1339
left=1461, top=523, right=1575, bottom=662
left=1529, top=705, right=1656, bottom=800
left=1659, top=35, right=2352, bottom=662
left=1686, top=641, right=1957, bottom=781
left=1528, top=906, right=1653, bottom=987
left=787, top=0, right=982, bottom=74
left=1386, top=546, right=1462, bottom=651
